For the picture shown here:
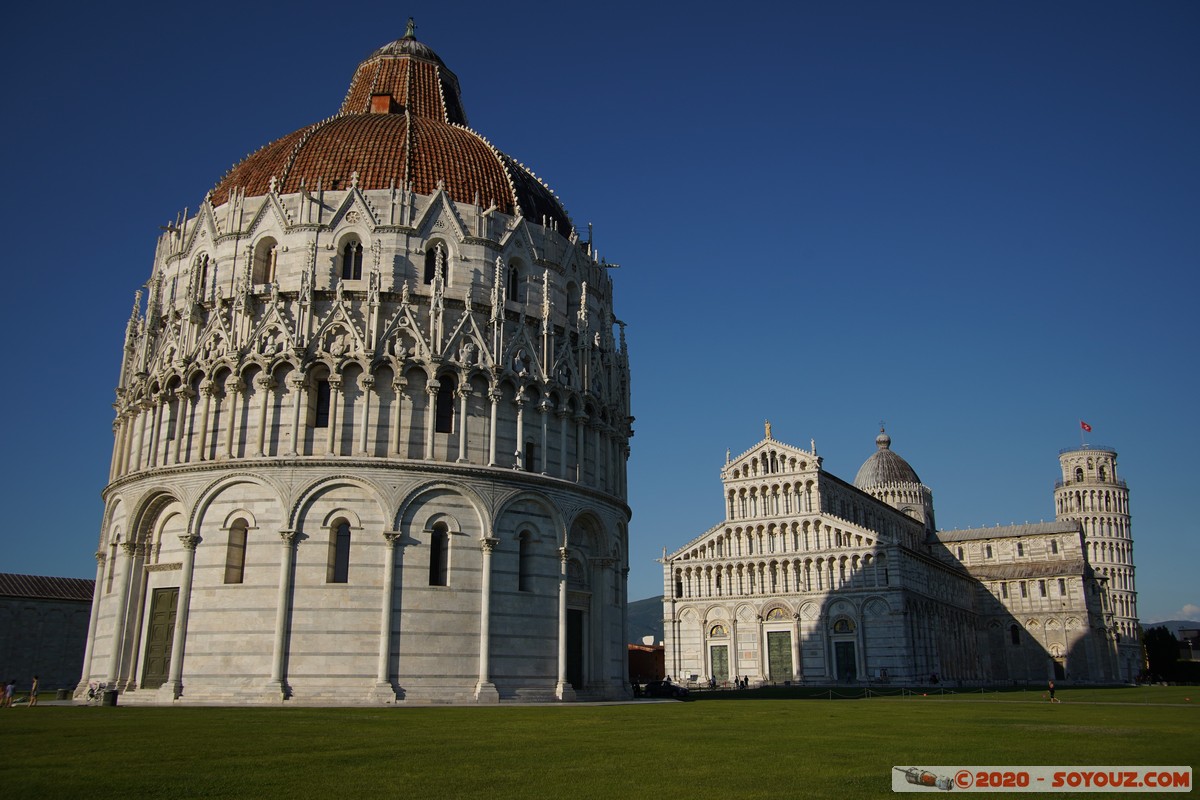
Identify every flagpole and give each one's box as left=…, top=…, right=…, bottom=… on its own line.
left=1080, top=421, right=1085, bottom=448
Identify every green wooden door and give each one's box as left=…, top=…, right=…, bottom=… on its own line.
left=710, top=645, right=729, bottom=683
left=834, top=640, right=857, bottom=683
left=767, top=631, right=793, bottom=681
left=567, top=609, right=584, bottom=689
left=141, top=587, right=178, bottom=689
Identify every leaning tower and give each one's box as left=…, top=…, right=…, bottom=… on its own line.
left=1055, top=445, right=1139, bottom=681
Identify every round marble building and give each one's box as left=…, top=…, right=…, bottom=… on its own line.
left=79, top=24, right=633, bottom=704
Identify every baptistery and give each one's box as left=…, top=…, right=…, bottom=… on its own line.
left=78, top=22, right=633, bottom=704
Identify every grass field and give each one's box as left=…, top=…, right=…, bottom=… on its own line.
left=0, top=687, right=1193, bottom=799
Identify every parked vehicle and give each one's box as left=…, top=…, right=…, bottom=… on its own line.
left=643, top=680, right=689, bottom=699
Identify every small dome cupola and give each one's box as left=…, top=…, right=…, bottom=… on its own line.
left=854, top=426, right=922, bottom=489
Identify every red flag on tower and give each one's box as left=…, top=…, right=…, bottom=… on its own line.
left=1080, top=421, right=1092, bottom=432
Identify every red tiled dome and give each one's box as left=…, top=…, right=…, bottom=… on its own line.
left=210, top=26, right=571, bottom=233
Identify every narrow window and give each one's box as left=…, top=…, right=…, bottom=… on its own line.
left=341, top=241, right=363, bottom=280
left=423, top=244, right=444, bottom=285
left=434, top=378, right=455, bottom=434
left=1075, top=467, right=1084, bottom=482
left=1000, top=582, right=1008, bottom=599
left=254, top=241, right=278, bottom=284
left=105, top=543, right=117, bottom=594
left=1051, top=539, right=1059, bottom=555
left=1020, top=581, right=1028, bottom=598
left=674, top=577, right=683, bottom=599
left=1017, top=542, right=1024, bottom=557
left=985, top=544, right=993, bottom=559
left=1038, top=579, right=1047, bottom=597
left=224, top=521, right=248, bottom=584
left=524, top=441, right=538, bottom=473
left=1010, top=624, right=1020, bottom=645
left=198, top=256, right=210, bottom=300
left=507, top=265, right=520, bottom=302
left=1058, top=578, right=1066, bottom=595
left=518, top=531, right=532, bottom=592
left=956, top=546, right=963, bottom=560
left=429, top=524, right=449, bottom=586
left=328, top=521, right=351, bottom=583
left=314, top=379, right=331, bottom=428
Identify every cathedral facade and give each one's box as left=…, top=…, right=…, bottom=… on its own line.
left=78, top=25, right=633, bottom=704
left=662, top=428, right=1138, bottom=686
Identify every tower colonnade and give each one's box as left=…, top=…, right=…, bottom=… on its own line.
left=1055, top=446, right=1137, bottom=681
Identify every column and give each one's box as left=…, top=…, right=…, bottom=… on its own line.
left=423, top=382, right=438, bottom=460
left=196, top=381, right=214, bottom=461
left=371, top=531, right=401, bottom=702
left=123, top=410, right=138, bottom=474
left=147, top=393, right=164, bottom=468
left=288, top=375, right=305, bottom=456
left=358, top=376, right=375, bottom=456
left=123, top=557, right=151, bottom=692
left=132, top=402, right=149, bottom=471
left=791, top=613, right=803, bottom=683
left=106, top=542, right=138, bottom=685
left=174, top=389, right=193, bottom=464
left=75, top=552, right=107, bottom=695
left=595, top=424, right=604, bottom=489
left=456, top=386, right=469, bottom=463
left=161, top=534, right=200, bottom=700
left=855, top=615, right=868, bottom=681
left=114, top=415, right=130, bottom=477
left=266, top=530, right=298, bottom=700
left=255, top=375, right=274, bottom=457
left=620, top=567, right=630, bottom=695
left=475, top=536, right=500, bottom=702
left=223, top=379, right=243, bottom=459
left=513, top=395, right=526, bottom=469
left=600, top=427, right=610, bottom=491
left=593, top=557, right=611, bottom=695
left=327, top=378, right=342, bottom=455
left=108, top=422, right=122, bottom=480
left=487, top=389, right=500, bottom=466
left=557, top=410, right=569, bottom=479
left=391, top=379, right=407, bottom=456
left=573, top=414, right=587, bottom=482
left=539, top=399, right=550, bottom=475
left=757, top=614, right=767, bottom=681
left=556, top=546, right=575, bottom=700
left=730, top=616, right=740, bottom=683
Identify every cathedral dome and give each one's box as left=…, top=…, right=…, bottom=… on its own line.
left=854, top=429, right=922, bottom=488
left=210, top=23, right=571, bottom=233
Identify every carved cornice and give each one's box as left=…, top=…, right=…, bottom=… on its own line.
left=102, top=451, right=631, bottom=518
left=145, top=562, right=183, bottom=573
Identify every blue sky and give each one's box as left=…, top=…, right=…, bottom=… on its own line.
left=1, top=1, right=1196, bottom=623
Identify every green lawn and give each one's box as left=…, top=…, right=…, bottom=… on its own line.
left=0, top=688, right=1194, bottom=799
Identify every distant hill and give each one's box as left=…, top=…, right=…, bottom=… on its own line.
left=1144, top=620, right=1200, bottom=638
left=628, top=595, right=665, bottom=644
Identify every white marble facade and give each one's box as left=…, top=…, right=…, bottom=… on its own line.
left=79, top=26, right=632, bottom=704
left=663, top=430, right=1135, bottom=686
